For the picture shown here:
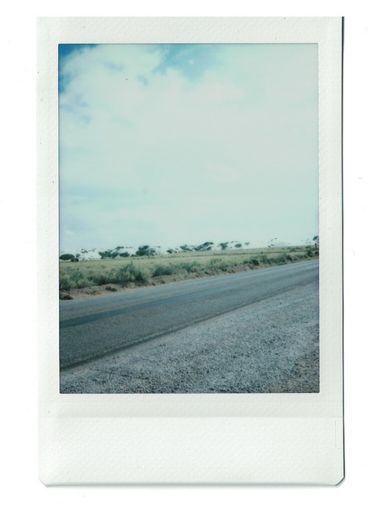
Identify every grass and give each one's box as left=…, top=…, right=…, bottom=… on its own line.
left=59, top=246, right=318, bottom=296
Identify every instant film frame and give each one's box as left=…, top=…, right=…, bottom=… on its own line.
left=38, top=17, right=343, bottom=485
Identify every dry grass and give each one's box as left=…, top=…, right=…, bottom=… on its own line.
left=59, top=246, right=318, bottom=296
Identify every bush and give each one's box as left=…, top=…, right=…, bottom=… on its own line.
left=68, top=268, right=90, bottom=289
left=152, top=264, right=175, bottom=277
left=273, top=255, right=288, bottom=265
left=179, top=261, right=202, bottom=273
left=91, top=272, right=112, bottom=286
left=208, top=258, right=230, bottom=271
left=59, top=274, right=72, bottom=291
left=260, top=255, right=270, bottom=264
left=113, top=263, right=149, bottom=285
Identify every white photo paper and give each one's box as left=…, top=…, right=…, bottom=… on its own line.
left=38, top=17, right=344, bottom=485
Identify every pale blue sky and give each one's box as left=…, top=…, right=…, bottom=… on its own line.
left=59, top=43, right=318, bottom=251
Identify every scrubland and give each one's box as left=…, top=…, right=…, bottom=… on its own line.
left=59, top=245, right=318, bottom=299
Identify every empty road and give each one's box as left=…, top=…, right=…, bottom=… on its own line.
left=60, top=260, right=318, bottom=371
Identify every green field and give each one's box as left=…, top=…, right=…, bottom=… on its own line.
left=59, top=245, right=318, bottom=299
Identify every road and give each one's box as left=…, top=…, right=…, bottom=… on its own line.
left=60, top=260, right=318, bottom=372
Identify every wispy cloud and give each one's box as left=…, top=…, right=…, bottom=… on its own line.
left=59, top=43, right=318, bottom=251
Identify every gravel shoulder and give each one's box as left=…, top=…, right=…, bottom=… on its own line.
left=61, top=280, right=319, bottom=393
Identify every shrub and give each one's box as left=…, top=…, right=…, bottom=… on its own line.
left=209, top=258, right=220, bottom=266
left=59, top=274, right=72, bottom=291
left=180, top=261, right=201, bottom=273
left=68, top=268, right=90, bottom=288
left=209, top=259, right=229, bottom=271
left=113, top=263, right=149, bottom=285
left=260, top=255, right=270, bottom=264
left=152, top=264, right=175, bottom=277
left=91, top=272, right=112, bottom=286
left=274, top=255, right=288, bottom=265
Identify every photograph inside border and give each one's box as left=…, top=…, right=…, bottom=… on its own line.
left=59, top=43, right=319, bottom=394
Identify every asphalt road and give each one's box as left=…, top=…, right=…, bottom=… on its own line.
left=60, top=260, right=318, bottom=370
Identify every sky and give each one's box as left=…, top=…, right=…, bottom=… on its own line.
left=59, top=43, right=318, bottom=252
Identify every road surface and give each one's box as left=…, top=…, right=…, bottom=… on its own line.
left=60, top=259, right=319, bottom=393
left=60, top=260, right=319, bottom=389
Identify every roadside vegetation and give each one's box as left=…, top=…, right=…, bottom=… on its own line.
left=59, top=243, right=319, bottom=299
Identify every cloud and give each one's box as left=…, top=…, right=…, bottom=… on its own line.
left=59, top=44, right=318, bottom=251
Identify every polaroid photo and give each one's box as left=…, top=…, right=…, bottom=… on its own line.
left=38, top=17, right=344, bottom=485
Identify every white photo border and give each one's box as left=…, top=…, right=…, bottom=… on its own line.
left=38, top=17, right=343, bottom=485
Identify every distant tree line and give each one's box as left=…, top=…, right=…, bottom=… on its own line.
left=59, top=240, right=253, bottom=261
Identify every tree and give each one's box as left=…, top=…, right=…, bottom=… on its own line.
left=219, top=242, right=228, bottom=251
left=180, top=244, right=192, bottom=252
left=135, top=245, right=156, bottom=257
left=98, top=249, right=114, bottom=259
left=194, top=241, right=214, bottom=252
left=59, top=253, right=78, bottom=262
